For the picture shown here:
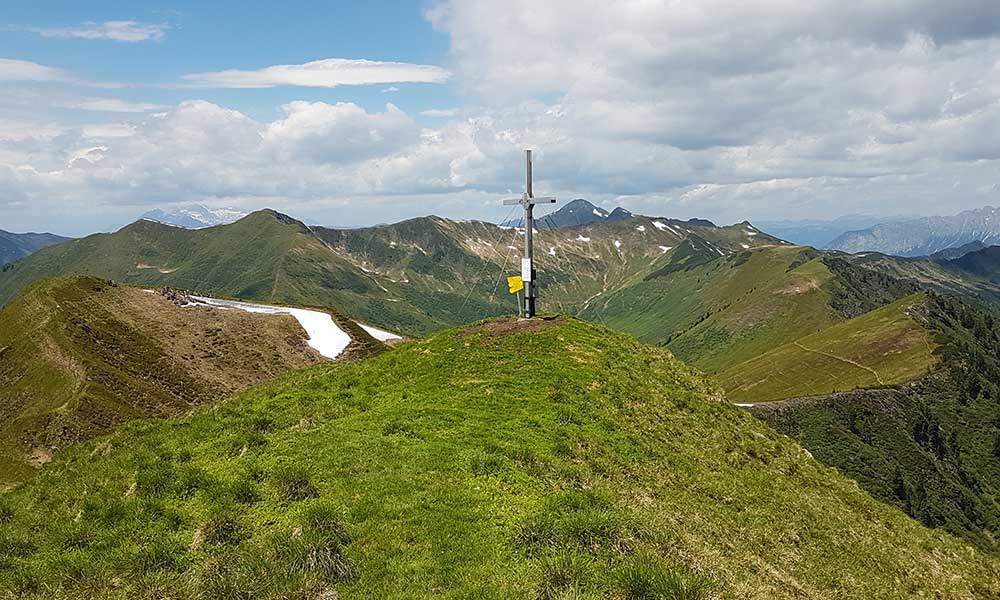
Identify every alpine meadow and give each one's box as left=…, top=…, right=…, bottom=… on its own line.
left=3, top=2, right=1000, bottom=599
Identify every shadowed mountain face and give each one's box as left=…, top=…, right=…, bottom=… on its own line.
left=829, top=206, right=1000, bottom=257
left=946, top=245, right=1000, bottom=282
left=928, top=240, right=988, bottom=260
left=0, top=230, right=69, bottom=266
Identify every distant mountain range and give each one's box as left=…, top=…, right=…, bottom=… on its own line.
left=829, top=206, right=1000, bottom=257
left=755, top=215, right=902, bottom=248
left=0, top=230, right=70, bottom=266
left=0, top=206, right=784, bottom=335
left=140, top=204, right=248, bottom=229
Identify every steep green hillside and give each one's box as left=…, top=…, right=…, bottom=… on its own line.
left=0, top=211, right=484, bottom=337
left=720, top=294, right=937, bottom=403
left=314, top=214, right=783, bottom=319
left=840, top=249, right=1000, bottom=303
left=0, top=276, right=378, bottom=483
left=0, top=318, right=997, bottom=599
left=0, top=209, right=782, bottom=338
left=752, top=294, right=1000, bottom=553
left=582, top=246, right=843, bottom=372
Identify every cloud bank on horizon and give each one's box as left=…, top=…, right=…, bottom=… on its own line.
left=1, top=0, right=999, bottom=235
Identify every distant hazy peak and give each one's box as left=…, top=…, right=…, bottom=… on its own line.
left=829, top=205, right=1000, bottom=257
left=140, top=203, right=248, bottom=229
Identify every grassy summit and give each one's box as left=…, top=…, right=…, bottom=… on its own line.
left=0, top=317, right=996, bottom=599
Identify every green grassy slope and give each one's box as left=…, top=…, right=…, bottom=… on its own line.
left=720, top=294, right=938, bottom=403
left=0, top=212, right=456, bottom=337
left=1, top=318, right=997, bottom=599
left=1, top=210, right=785, bottom=340
left=583, top=246, right=846, bottom=373
left=752, top=294, right=1000, bottom=553
left=0, top=276, right=378, bottom=484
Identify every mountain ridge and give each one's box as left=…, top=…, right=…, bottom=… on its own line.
left=829, top=206, right=1000, bottom=257
left=0, top=275, right=382, bottom=482
left=0, top=206, right=786, bottom=336
left=0, top=230, right=70, bottom=266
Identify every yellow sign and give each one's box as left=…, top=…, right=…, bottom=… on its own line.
left=507, top=275, right=524, bottom=294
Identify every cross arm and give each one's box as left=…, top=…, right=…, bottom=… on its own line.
left=503, top=196, right=557, bottom=206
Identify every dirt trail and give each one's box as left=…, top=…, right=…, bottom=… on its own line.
left=792, top=341, right=885, bottom=386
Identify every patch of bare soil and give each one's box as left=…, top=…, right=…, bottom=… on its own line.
left=109, top=287, right=326, bottom=396
left=460, top=316, right=558, bottom=340
left=26, top=446, right=53, bottom=467
left=774, top=277, right=820, bottom=296
left=857, top=327, right=927, bottom=358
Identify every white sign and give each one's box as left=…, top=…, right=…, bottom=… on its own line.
left=521, top=258, right=532, bottom=282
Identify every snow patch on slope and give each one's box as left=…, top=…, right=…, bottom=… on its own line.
left=359, top=323, right=402, bottom=342
left=189, top=296, right=351, bottom=359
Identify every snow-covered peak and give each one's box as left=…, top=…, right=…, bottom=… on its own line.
left=140, top=204, right=248, bottom=229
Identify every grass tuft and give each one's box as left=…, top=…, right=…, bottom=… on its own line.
left=273, top=467, right=319, bottom=502
left=229, top=479, right=261, bottom=505
left=202, top=512, right=247, bottom=546
left=612, top=554, right=711, bottom=600
left=538, top=551, right=592, bottom=598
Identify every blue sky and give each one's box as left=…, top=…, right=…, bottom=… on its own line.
left=1, top=1, right=1000, bottom=236
left=1, top=1, right=455, bottom=122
